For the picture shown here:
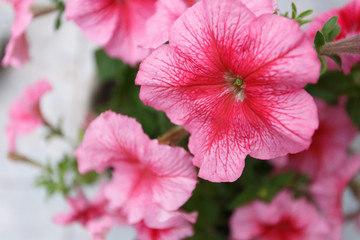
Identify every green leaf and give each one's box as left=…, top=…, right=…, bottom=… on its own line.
left=306, top=70, right=360, bottom=102
left=53, top=1, right=65, bottom=30
left=94, top=49, right=129, bottom=82
left=346, top=97, right=360, bottom=128
left=327, top=24, right=341, bottom=42
left=305, top=86, right=337, bottom=103
left=298, top=19, right=312, bottom=26
left=321, top=16, right=338, bottom=36
left=328, top=55, right=342, bottom=69
left=314, top=31, right=326, bottom=50
left=297, top=9, right=313, bottom=19
left=229, top=184, right=260, bottom=209
left=55, top=16, right=61, bottom=30
left=258, top=172, right=296, bottom=202
left=320, top=56, right=327, bottom=75
left=291, top=2, right=297, bottom=19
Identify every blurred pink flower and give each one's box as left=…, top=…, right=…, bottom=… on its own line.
left=53, top=188, right=108, bottom=227
left=306, top=0, right=360, bottom=74
left=54, top=188, right=116, bottom=240
left=87, top=216, right=114, bottom=240
left=142, top=0, right=278, bottom=49
left=310, top=155, right=360, bottom=240
left=136, top=0, right=320, bottom=182
left=76, top=111, right=197, bottom=223
left=65, top=0, right=157, bottom=66
left=141, top=0, right=197, bottom=49
left=2, top=0, right=34, bottom=67
left=6, top=79, right=52, bottom=151
left=134, top=209, right=197, bottom=240
left=229, top=191, right=329, bottom=240
left=271, top=99, right=357, bottom=181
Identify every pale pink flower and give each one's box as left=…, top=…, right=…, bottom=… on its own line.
left=142, top=0, right=278, bottom=49
left=53, top=188, right=108, bottom=227
left=75, top=111, right=197, bottom=223
left=87, top=216, right=114, bottom=240
left=271, top=99, right=357, bottom=180
left=310, top=155, right=360, bottom=240
left=6, top=79, right=52, bottom=151
left=65, top=0, right=158, bottom=66
left=306, top=0, right=360, bottom=74
left=54, top=188, right=116, bottom=240
left=240, top=0, right=278, bottom=16
left=134, top=209, right=197, bottom=240
left=141, top=0, right=197, bottom=49
left=136, top=0, right=320, bottom=182
left=2, top=0, right=34, bottom=67
left=229, top=191, right=329, bottom=240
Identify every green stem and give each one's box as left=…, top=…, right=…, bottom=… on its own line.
left=320, top=34, right=360, bottom=55
left=158, top=126, right=190, bottom=146
left=31, top=5, right=58, bottom=18
left=8, top=152, right=44, bottom=168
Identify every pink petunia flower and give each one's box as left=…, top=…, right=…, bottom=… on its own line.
left=229, top=190, right=329, bottom=240
left=310, top=155, right=360, bottom=240
left=142, top=0, right=278, bottom=49
left=65, top=0, right=158, bottom=66
left=6, top=79, right=52, bottom=152
left=2, top=0, right=34, bottom=67
left=134, top=209, right=197, bottom=240
left=136, top=0, right=320, bottom=182
left=306, top=0, right=360, bottom=74
left=53, top=188, right=108, bottom=227
left=271, top=99, right=357, bottom=181
left=53, top=187, right=116, bottom=240
left=75, top=111, right=197, bottom=223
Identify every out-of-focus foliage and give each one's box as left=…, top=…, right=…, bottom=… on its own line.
left=306, top=64, right=360, bottom=129
left=51, top=0, right=65, bottom=30
left=92, top=44, right=360, bottom=239
left=347, top=96, right=360, bottom=129
left=306, top=66, right=360, bottom=102
left=36, top=155, right=99, bottom=198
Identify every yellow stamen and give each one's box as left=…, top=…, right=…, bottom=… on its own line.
left=235, top=78, right=243, bottom=86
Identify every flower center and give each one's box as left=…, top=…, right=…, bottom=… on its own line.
left=225, top=73, right=246, bottom=101
left=260, top=217, right=303, bottom=240
left=234, top=77, right=243, bottom=87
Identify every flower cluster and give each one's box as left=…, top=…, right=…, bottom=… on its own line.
left=3, top=0, right=360, bottom=239
left=270, top=98, right=360, bottom=239
left=72, top=111, right=198, bottom=239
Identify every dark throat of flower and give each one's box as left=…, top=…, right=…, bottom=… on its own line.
left=226, top=73, right=246, bottom=101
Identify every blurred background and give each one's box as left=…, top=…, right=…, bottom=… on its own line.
left=0, top=0, right=358, bottom=239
